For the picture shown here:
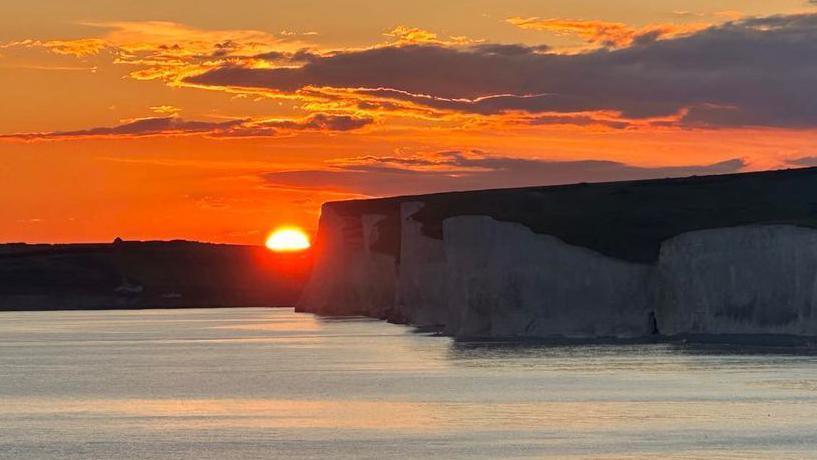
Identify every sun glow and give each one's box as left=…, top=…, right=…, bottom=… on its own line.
left=266, top=227, right=311, bottom=252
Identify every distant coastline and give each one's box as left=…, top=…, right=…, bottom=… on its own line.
left=0, top=240, right=311, bottom=311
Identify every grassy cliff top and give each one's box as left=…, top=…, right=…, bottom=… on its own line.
left=324, top=167, right=817, bottom=263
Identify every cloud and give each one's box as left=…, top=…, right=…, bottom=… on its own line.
left=0, top=117, right=244, bottom=141
left=384, top=25, right=476, bottom=46
left=150, top=105, right=181, bottom=115
left=785, top=156, right=817, bottom=167
left=184, top=14, right=817, bottom=129
left=87, top=20, right=300, bottom=56
left=385, top=26, right=441, bottom=44
left=38, top=39, right=108, bottom=57
left=506, top=17, right=708, bottom=48
left=262, top=150, right=746, bottom=196
left=265, top=113, right=374, bottom=131
left=1, top=21, right=318, bottom=84
left=253, top=49, right=321, bottom=63
left=1, top=38, right=108, bottom=57
left=209, top=113, right=375, bottom=138
left=0, top=113, right=374, bottom=141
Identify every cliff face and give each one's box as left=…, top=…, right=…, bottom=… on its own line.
left=443, top=217, right=654, bottom=338
left=296, top=206, right=397, bottom=318
left=395, top=202, right=448, bottom=327
left=657, top=226, right=817, bottom=336
left=297, top=167, right=817, bottom=340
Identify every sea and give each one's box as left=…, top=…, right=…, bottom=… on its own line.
left=1, top=308, right=817, bottom=459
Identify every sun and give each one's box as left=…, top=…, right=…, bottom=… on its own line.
left=265, top=227, right=311, bottom=252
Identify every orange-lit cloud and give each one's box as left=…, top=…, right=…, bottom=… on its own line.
left=507, top=17, right=710, bottom=48
left=150, top=105, right=181, bottom=115
left=185, top=14, right=817, bottom=129
left=385, top=26, right=441, bottom=44
left=6, top=38, right=109, bottom=57
left=87, top=20, right=306, bottom=56
left=384, top=25, right=476, bottom=46
left=1, top=20, right=318, bottom=86
left=12, top=14, right=815, bottom=132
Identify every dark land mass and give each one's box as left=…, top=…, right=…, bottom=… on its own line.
left=0, top=240, right=311, bottom=311
left=324, top=166, right=817, bottom=263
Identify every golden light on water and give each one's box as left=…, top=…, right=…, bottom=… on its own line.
left=265, top=227, right=311, bottom=252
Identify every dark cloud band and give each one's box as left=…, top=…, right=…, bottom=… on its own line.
left=187, top=14, right=817, bottom=129
left=263, top=150, right=746, bottom=196
left=0, top=113, right=374, bottom=141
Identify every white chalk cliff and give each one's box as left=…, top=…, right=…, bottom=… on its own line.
left=298, top=185, right=817, bottom=340
left=443, top=216, right=654, bottom=338
left=297, top=206, right=397, bottom=318
left=657, top=225, right=817, bottom=336
left=395, top=202, right=449, bottom=327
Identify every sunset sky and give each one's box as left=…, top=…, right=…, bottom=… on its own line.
left=2, top=0, right=817, bottom=243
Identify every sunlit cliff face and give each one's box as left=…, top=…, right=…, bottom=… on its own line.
left=1, top=0, right=817, bottom=243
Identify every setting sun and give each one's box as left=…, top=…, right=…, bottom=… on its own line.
left=266, top=228, right=311, bottom=252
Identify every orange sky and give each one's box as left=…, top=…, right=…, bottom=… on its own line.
left=1, top=0, right=817, bottom=243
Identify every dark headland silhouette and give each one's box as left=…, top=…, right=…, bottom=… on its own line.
left=0, top=240, right=311, bottom=311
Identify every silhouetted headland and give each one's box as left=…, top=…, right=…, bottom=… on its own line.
left=0, top=240, right=311, bottom=311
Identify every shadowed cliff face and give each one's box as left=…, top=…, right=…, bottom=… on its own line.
left=395, top=202, right=449, bottom=327
left=658, top=226, right=817, bottom=336
left=298, top=167, right=817, bottom=341
left=443, top=216, right=654, bottom=338
left=296, top=207, right=396, bottom=317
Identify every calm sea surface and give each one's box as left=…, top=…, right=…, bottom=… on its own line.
left=2, top=308, right=817, bottom=459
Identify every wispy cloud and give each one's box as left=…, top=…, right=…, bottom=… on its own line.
left=262, top=150, right=746, bottom=196
left=2, top=38, right=109, bottom=57
left=150, top=105, right=181, bottom=115
left=0, top=116, right=244, bottom=141
left=1, top=20, right=318, bottom=85
left=506, top=17, right=709, bottom=48
left=785, top=156, right=817, bottom=167
left=384, top=25, right=476, bottom=46
left=0, top=113, right=374, bottom=141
